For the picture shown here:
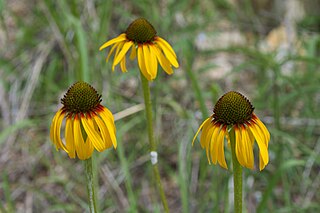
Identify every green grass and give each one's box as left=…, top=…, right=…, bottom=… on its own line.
left=0, top=0, right=319, bottom=212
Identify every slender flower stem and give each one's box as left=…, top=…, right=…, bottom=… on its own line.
left=140, top=72, right=169, bottom=213
left=85, top=157, right=98, bottom=213
left=229, top=128, right=243, bottom=213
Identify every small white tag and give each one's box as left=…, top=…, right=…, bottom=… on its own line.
left=150, top=151, right=158, bottom=165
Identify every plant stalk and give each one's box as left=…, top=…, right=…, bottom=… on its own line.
left=140, top=72, right=169, bottom=213
left=85, top=157, right=98, bottom=213
left=229, top=128, right=243, bottom=213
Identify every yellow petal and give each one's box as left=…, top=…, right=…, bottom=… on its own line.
left=112, top=42, right=125, bottom=71
left=83, top=138, right=94, bottom=159
left=254, top=115, right=270, bottom=145
left=199, top=118, right=212, bottom=148
left=130, top=44, right=137, bottom=60
left=156, top=37, right=177, bottom=57
left=99, top=33, right=127, bottom=51
left=120, top=56, right=127, bottom=72
left=217, top=127, right=228, bottom=169
left=209, top=125, right=220, bottom=164
left=258, top=155, right=264, bottom=171
left=248, top=123, right=265, bottom=146
left=99, top=107, right=117, bottom=149
left=143, top=44, right=158, bottom=79
left=156, top=37, right=179, bottom=68
left=149, top=44, right=173, bottom=75
left=106, top=42, right=120, bottom=62
left=241, top=126, right=254, bottom=169
left=93, top=114, right=113, bottom=149
left=203, top=123, right=216, bottom=164
left=73, top=115, right=86, bottom=160
left=142, top=45, right=154, bottom=77
left=204, top=123, right=216, bottom=150
left=65, top=117, right=76, bottom=158
left=53, top=112, right=63, bottom=149
left=101, top=107, right=116, bottom=127
left=192, top=117, right=211, bottom=146
left=235, top=127, right=246, bottom=167
left=81, top=114, right=105, bottom=152
left=248, top=124, right=269, bottom=166
left=137, top=45, right=152, bottom=80
left=50, top=109, right=62, bottom=146
left=52, top=109, right=68, bottom=153
left=113, top=41, right=133, bottom=67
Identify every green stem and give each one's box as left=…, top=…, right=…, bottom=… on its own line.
left=85, top=158, right=98, bottom=213
left=229, top=128, right=243, bottom=213
left=140, top=72, right=169, bottom=213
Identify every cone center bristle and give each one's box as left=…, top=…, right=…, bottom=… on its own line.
left=125, top=18, right=157, bottom=43
left=213, top=91, right=254, bottom=125
left=61, top=81, right=101, bottom=114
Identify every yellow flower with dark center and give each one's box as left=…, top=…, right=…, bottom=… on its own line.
left=99, top=18, right=179, bottom=81
left=193, top=91, right=270, bottom=170
left=50, top=81, right=117, bottom=160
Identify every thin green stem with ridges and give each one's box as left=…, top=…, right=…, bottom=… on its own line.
left=140, top=72, right=169, bottom=213
left=229, top=128, right=243, bottom=213
left=85, top=158, right=98, bottom=213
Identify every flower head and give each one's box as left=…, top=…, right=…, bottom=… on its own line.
left=192, top=91, right=270, bottom=170
left=50, top=81, right=117, bottom=160
left=99, top=18, right=179, bottom=81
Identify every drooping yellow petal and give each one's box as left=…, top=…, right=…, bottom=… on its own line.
left=235, top=126, right=246, bottom=167
left=99, top=105, right=115, bottom=122
left=83, top=138, right=94, bottom=159
left=50, top=109, right=62, bottom=146
left=192, top=117, right=211, bottom=146
left=203, top=122, right=216, bottom=164
left=253, top=115, right=270, bottom=145
left=137, top=45, right=152, bottom=80
left=112, top=42, right=125, bottom=71
left=93, top=114, right=113, bottom=149
left=101, top=106, right=116, bottom=129
left=240, top=126, right=254, bottom=169
left=156, top=36, right=177, bottom=57
left=142, top=45, right=155, bottom=79
left=148, top=46, right=159, bottom=78
left=120, top=56, right=127, bottom=72
left=209, top=125, right=220, bottom=164
left=99, top=33, right=127, bottom=51
left=99, top=107, right=117, bottom=149
left=129, top=44, right=137, bottom=60
left=149, top=44, right=173, bottom=75
left=204, top=123, right=216, bottom=150
left=259, top=153, right=268, bottom=171
left=52, top=109, right=68, bottom=153
left=156, top=37, right=179, bottom=68
left=248, top=123, right=264, bottom=146
left=73, top=115, right=87, bottom=160
left=217, top=126, right=228, bottom=169
left=248, top=123, right=269, bottom=166
left=81, top=114, right=105, bottom=152
left=145, top=44, right=158, bottom=79
left=247, top=128, right=255, bottom=146
left=65, top=116, right=76, bottom=158
left=199, top=118, right=213, bottom=149
left=106, top=42, right=120, bottom=62
left=113, top=41, right=133, bottom=68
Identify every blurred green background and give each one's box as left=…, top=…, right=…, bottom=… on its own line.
left=0, top=0, right=320, bottom=212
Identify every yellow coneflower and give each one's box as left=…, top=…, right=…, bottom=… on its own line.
left=50, top=81, right=117, bottom=160
left=193, top=91, right=270, bottom=171
left=99, top=18, right=179, bottom=81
